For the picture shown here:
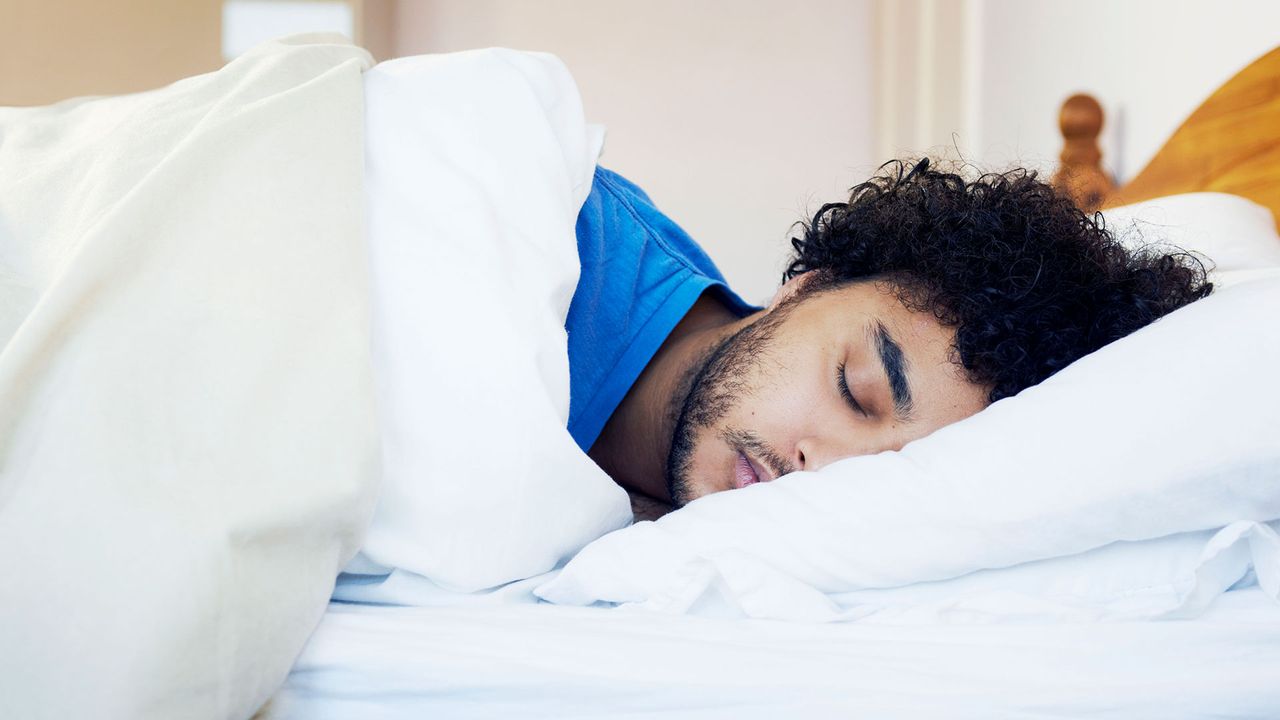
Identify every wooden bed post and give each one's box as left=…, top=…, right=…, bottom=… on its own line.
left=1051, top=93, right=1116, bottom=212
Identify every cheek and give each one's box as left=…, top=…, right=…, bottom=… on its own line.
left=726, top=371, right=829, bottom=432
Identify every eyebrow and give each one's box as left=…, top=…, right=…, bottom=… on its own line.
left=871, top=321, right=915, bottom=421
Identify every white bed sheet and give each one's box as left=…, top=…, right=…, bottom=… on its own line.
left=267, top=587, right=1280, bottom=719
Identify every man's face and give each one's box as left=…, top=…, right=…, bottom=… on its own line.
left=666, top=278, right=989, bottom=506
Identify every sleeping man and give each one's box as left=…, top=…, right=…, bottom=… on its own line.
left=570, top=158, right=1211, bottom=518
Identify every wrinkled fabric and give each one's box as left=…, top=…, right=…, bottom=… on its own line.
left=350, top=49, right=632, bottom=594
left=269, top=588, right=1280, bottom=719
left=0, top=36, right=377, bottom=719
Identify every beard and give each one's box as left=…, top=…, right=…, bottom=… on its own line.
left=664, top=297, right=801, bottom=507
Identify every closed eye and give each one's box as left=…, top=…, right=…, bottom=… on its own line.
left=836, top=361, right=867, bottom=417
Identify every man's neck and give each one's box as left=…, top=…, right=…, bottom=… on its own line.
left=587, top=292, right=752, bottom=502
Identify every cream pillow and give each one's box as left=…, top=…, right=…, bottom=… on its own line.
left=0, top=38, right=378, bottom=718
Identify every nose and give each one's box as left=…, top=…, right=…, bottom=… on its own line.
left=794, top=434, right=872, bottom=473
left=793, top=438, right=822, bottom=472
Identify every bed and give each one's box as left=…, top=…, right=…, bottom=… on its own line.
left=0, top=37, right=1276, bottom=720
left=257, top=45, right=1280, bottom=720
left=1053, top=45, right=1280, bottom=225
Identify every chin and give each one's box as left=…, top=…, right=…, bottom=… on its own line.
left=669, top=420, right=746, bottom=506
left=671, top=443, right=735, bottom=506
left=670, top=471, right=713, bottom=508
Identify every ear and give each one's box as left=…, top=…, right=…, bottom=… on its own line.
left=767, top=271, right=825, bottom=310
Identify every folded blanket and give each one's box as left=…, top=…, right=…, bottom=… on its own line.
left=0, top=36, right=377, bottom=719
left=344, top=48, right=630, bottom=595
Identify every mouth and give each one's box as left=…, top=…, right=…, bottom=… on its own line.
left=732, top=451, right=774, bottom=489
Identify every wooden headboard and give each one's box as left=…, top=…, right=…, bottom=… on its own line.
left=1052, top=46, right=1280, bottom=228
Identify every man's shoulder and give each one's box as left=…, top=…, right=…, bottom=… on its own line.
left=567, top=167, right=753, bottom=451
left=579, top=166, right=730, bottom=282
left=592, top=166, right=654, bottom=205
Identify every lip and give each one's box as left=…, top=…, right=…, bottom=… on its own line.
left=733, top=451, right=777, bottom=489
left=745, top=454, right=775, bottom=484
left=733, top=452, right=760, bottom=489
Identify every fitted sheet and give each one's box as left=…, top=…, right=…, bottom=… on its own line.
left=267, top=587, right=1280, bottom=719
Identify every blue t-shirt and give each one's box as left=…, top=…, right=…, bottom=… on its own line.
left=566, top=168, right=755, bottom=451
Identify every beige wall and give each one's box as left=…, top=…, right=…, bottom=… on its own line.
left=974, top=0, right=1280, bottom=183
left=0, top=0, right=223, bottom=106
left=393, top=0, right=877, bottom=302
left=876, top=0, right=1280, bottom=183
left=353, top=0, right=396, bottom=61
left=2, top=0, right=877, bottom=300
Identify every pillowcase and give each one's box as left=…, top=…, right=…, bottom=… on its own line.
left=1101, top=192, right=1280, bottom=274
left=536, top=197, right=1280, bottom=622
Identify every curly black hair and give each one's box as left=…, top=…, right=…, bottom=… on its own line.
left=784, top=158, right=1213, bottom=403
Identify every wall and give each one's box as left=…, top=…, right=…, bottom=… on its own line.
left=8, top=1, right=1275, bottom=290
left=393, top=0, right=877, bottom=302
left=0, top=0, right=223, bottom=106
left=354, top=0, right=396, bottom=61
left=974, top=0, right=1280, bottom=182
left=874, top=0, right=982, bottom=165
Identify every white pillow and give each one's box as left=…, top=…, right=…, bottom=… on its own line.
left=1101, top=192, right=1280, bottom=274
left=536, top=204, right=1280, bottom=622
left=352, top=49, right=631, bottom=593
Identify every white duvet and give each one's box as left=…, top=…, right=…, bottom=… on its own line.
left=349, top=48, right=630, bottom=594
